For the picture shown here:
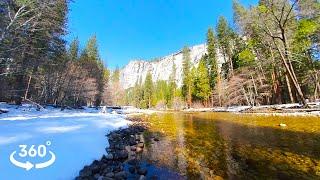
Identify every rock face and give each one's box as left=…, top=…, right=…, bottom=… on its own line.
left=119, top=44, right=225, bottom=89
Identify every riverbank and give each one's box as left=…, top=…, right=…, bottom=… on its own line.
left=0, top=102, right=131, bottom=180
left=119, top=102, right=320, bottom=117
left=76, top=117, right=182, bottom=180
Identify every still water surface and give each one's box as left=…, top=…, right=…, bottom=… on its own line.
left=139, top=113, right=320, bottom=179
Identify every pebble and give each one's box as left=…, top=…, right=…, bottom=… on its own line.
left=279, top=123, right=287, bottom=127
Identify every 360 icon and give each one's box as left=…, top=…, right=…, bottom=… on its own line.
left=9, top=141, right=56, bottom=171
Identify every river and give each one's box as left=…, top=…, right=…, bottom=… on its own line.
left=137, top=112, right=320, bottom=179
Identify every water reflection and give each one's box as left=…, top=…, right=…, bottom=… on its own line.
left=139, top=113, right=320, bottom=179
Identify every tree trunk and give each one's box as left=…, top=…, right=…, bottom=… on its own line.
left=274, top=41, right=307, bottom=106
left=285, top=74, right=294, bottom=103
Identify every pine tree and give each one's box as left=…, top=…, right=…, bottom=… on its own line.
left=68, top=38, right=80, bottom=61
left=217, top=16, right=235, bottom=78
left=144, top=72, right=153, bottom=108
left=168, top=58, right=177, bottom=106
left=182, top=46, right=192, bottom=108
left=81, top=35, right=105, bottom=106
left=206, top=28, right=219, bottom=106
left=193, top=58, right=211, bottom=105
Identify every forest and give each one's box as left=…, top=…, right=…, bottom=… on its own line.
left=0, top=0, right=110, bottom=107
left=0, top=0, right=319, bottom=109
left=123, top=0, right=320, bottom=109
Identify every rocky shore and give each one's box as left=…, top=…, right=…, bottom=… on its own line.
left=76, top=117, right=160, bottom=180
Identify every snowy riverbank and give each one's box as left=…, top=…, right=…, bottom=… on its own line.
left=0, top=103, right=130, bottom=180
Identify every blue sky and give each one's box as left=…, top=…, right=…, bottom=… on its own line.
left=66, top=0, right=258, bottom=69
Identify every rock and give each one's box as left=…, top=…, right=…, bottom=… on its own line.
left=103, top=167, right=113, bottom=175
left=94, top=174, right=101, bottom=179
left=137, top=143, right=144, bottom=148
left=105, top=154, right=113, bottom=160
left=150, top=175, right=158, bottom=180
left=0, top=109, right=8, bottom=113
left=105, top=148, right=113, bottom=153
left=117, top=150, right=128, bottom=159
left=104, top=172, right=114, bottom=178
left=129, top=140, right=137, bottom=146
left=139, top=175, right=146, bottom=180
left=112, top=165, right=122, bottom=173
left=137, top=168, right=147, bottom=175
left=114, top=171, right=127, bottom=179
left=129, top=166, right=136, bottom=174
left=127, top=159, right=139, bottom=166
left=115, top=144, right=125, bottom=150
left=279, top=123, right=287, bottom=127
left=136, top=147, right=143, bottom=153
left=79, top=166, right=92, bottom=177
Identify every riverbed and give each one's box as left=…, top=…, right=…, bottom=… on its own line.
left=136, top=112, right=320, bottom=179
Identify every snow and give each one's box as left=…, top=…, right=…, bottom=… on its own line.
left=0, top=103, right=130, bottom=180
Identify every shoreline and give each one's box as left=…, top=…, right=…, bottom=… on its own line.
left=120, top=104, right=320, bottom=117
left=76, top=117, right=180, bottom=180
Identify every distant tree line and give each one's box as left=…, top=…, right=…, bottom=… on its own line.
left=0, top=0, right=110, bottom=107
left=122, top=0, right=319, bottom=109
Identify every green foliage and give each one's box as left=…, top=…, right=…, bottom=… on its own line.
left=182, top=46, right=193, bottom=106
left=237, top=49, right=255, bottom=67
left=206, top=28, right=218, bottom=89
left=192, top=59, right=211, bottom=102
left=68, top=38, right=80, bottom=61
left=144, top=72, right=154, bottom=108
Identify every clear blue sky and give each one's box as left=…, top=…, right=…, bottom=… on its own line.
left=66, top=0, right=258, bottom=69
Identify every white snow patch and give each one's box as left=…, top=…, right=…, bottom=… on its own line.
left=37, top=125, right=86, bottom=133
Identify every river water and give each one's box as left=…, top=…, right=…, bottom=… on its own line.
left=138, top=112, right=320, bottom=179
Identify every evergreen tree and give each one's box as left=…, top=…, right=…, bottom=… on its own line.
left=216, top=16, right=235, bottom=78
left=144, top=72, right=153, bottom=108
left=206, top=28, right=219, bottom=105
left=193, top=58, right=211, bottom=105
left=168, top=59, right=177, bottom=106
left=68, top=37, right=80, bottom=61
left=182, top=46, right=193, bottom=108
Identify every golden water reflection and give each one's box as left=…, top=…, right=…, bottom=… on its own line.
left=139, top=113, right=320, bottom=179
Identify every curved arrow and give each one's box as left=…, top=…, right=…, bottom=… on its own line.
left=9, top=151, right=34, bottom=171
left=35, top=151, right=56, bottom=169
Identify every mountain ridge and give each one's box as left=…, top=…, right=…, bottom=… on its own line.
left=119, top=43, right=225, bottom=89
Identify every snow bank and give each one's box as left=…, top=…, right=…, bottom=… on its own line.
left=0, top=103, right=130, bottom=180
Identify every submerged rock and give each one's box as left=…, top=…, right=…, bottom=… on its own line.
left=279, top=123, right=287, bottom=127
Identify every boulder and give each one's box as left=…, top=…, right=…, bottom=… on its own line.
left=114, top=171, right=127, bottom=179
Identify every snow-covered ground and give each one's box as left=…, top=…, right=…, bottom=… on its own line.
left=0, top=103, right=130, bottom=180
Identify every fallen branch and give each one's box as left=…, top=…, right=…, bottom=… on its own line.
left=23, top=98, right=44, bottom=110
